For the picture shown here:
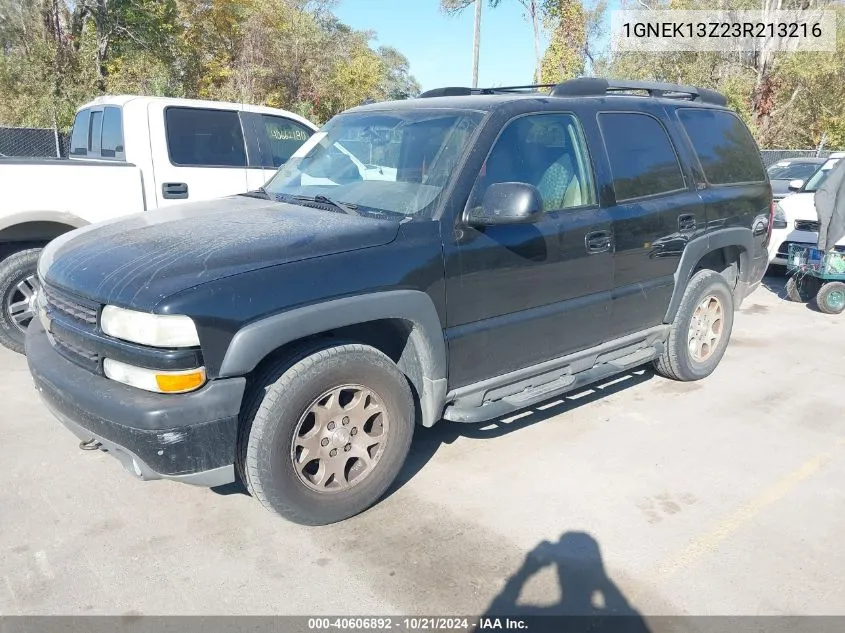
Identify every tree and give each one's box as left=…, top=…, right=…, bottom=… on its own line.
left=377, top=46, right=421, bottom=100
left=538, top=0, right=606, bottom=83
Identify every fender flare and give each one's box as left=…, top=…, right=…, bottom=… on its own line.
left=664, top=227, right=754, bottom=323
left=218, top=290, right=448, bottom=427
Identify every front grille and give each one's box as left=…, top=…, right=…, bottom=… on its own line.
left=52, top=329, right=100, bottom=372
left=795, top=220, right=820, bottom=232
left=43, top=284, right=99, bottom=325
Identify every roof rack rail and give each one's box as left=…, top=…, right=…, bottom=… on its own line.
left=418, top=84, right=556, bottom=98
left=551, top=78, right=727, bottom=106
left=418, top=78, right=727, bottom=107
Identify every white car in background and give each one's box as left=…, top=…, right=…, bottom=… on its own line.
left=769, top=151, right=845, bottom=267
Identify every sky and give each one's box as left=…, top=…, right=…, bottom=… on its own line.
left=333, top=0, right=551, bottom=92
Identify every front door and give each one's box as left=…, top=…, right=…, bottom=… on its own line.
left=444, top=112, right=614, bottom=389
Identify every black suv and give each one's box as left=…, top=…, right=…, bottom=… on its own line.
left=27, top=78, right=772, bottom=525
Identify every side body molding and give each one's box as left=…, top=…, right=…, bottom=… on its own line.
left=664, top=227, right=755, bottom=323
left=218, top=290, right=448, bottom=427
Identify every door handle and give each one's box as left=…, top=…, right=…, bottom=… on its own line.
left=585, top=230, right=612, bottom=254
left=678, top=214, right=696, bottom=232
left=162, top=182, right=189, bottom=199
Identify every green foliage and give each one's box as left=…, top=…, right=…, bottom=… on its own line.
left=0, top=0, right=420, bottom=130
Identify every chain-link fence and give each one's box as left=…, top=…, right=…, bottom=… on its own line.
left=760, top=149, right=831, bottom=168
left=0, top=127, right=68, bottom=158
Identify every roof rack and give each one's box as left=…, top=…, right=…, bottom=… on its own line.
left=418, top=77, right=727, bottom=107
left=418, top=85, right=556, bottom=98
left=551, top=78, right=727, bottom=106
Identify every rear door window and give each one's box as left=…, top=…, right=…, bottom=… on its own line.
left=678, top=109, right=766, bottom=185
left=165, top=107, right=247, bottom=167
left=259, top=115, right=314, bottom=167
left=101, top=106, right=125, bottom=160
left=598, top=112, right=685, bottom=202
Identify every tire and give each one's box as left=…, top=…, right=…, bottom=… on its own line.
left=785, top=274, right=822, bottom=303
left=239, top=343, right=414, bottom=525
left=0, top=248, right=42, bottom=355
left=654, top=269, right=735, bottom=382
left=815, top=281, right=845, bottom=315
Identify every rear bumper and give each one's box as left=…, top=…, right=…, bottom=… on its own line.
left=26, top=319, right=246, bottom=487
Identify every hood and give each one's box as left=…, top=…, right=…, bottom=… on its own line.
left=40, top=196, right=400, bottom=310
left=776, top=192, right=817, bottom=221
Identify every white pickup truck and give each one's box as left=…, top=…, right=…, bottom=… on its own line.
left=0, top=95, right=317, bottom=353
left=770, top=151, right=845, bottom=267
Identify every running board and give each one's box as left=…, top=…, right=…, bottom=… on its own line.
left=442, top=344, right=662, bottom=424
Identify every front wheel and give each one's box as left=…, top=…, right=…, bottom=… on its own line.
left=654, top=269, right=735, bottom=382
left=816, top=282, right=845, bottom=315
left=239, top=343, right=414, bottom=525
left=0, top=248, right=42, bottom=355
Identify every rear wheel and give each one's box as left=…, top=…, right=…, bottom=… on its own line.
left=785, top=274, right=821, bottom=303
left=0, top=249, right=42, bottom=355
left=654, top=269, right=734, bottom=382
left=815, top=282, right=845, bottom=315
left=239, top=343, right=414, bottom=525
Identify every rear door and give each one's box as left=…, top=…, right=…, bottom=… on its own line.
left=594, top=109, right=707, bottom=338
left=147, top=102, right=249, bottom=207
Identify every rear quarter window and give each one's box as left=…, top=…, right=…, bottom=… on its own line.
left=678, top=109, right=765, bottom=185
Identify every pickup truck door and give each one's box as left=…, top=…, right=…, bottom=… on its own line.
left=444, top=112, right=614, bottom=390
left=147, top=102, right=249, bottom=208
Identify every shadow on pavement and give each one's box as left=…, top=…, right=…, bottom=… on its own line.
left=473, top=531, right=651, bottom=632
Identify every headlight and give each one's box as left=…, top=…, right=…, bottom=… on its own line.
left=773, top=203, right=788, bottom=229
left=104, top=359, right=206, bottom=394
left=101, top=305, right=200, bottom=348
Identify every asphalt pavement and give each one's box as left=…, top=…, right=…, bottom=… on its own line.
left=1, top=275, right=843, bottom=617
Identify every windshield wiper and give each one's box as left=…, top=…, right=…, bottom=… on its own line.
left=239, top=186, right=270, bottom=200
left=289, top=194, right=360, bottom=216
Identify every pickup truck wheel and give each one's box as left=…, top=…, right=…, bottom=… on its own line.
left=0, top=249, right=42, bottom=355
left=654, top=269, right=734, bottom=382
left=240, top=343, right=414, bottom=525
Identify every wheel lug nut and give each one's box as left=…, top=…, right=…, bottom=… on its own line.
left=320, top=438, right=329, bottom=447
left=327, top=421, right=335, bottom=430
left=344, top=444, right=351, bottom=452
left=350, top=428, right=357, bottom=436
left=330, top=448, right=337, bottom=457
left=342, top=416, right=349, bottom=425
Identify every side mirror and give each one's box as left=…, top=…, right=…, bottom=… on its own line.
left=787, top=179, right=805, bottom=192
left=466, top=182, right=544, bottom=227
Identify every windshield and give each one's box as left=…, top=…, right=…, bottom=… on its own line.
left=804, top=157, right=842, bottom=192
left=767, top=162, right=822, bottom=181
left=264, top=109, right=484, bottom=218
